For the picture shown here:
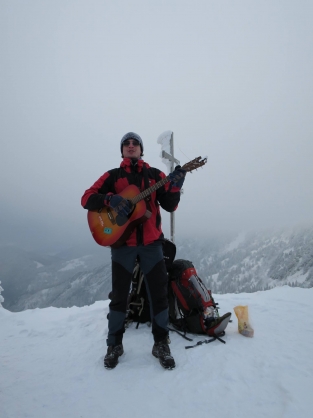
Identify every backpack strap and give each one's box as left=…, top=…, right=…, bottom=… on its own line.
left=168, top=326, right=193, bottom=341
left=185, top=332, right=226, bottom=349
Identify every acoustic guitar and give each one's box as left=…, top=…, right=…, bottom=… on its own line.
left=87, top=156, right=207, bottom=248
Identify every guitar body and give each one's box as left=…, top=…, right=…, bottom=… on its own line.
left=87, top=185, right=151, bottom=248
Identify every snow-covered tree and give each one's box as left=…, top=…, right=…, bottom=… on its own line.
left=0, top=281, right=4, bottom=307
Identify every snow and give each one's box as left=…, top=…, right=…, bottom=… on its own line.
left=58, top=257, right=88, bottom=272
left=269, top=270, right=309, bottom=286
left=1, top=287, right=313, bottom=418
left=0, top=281, right=3, bottom=306
left=285, top=270, right=309, bottom=284
left=157, top=130, right=174, bottom=173
left=224, top=232, right=246, bottom=252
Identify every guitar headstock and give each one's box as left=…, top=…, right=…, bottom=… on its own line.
left=181, top=156, right=207, bottom=173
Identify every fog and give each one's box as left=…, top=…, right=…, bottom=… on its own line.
left=1, top=0, right=313, bottom=253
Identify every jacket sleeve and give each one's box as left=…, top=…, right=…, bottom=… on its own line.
left=155, top=169, right=181, bottom=212
left=81, top=170, right=115, bottom=210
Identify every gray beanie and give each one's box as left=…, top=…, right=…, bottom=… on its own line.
left=120, top=132, right=144, bottom=155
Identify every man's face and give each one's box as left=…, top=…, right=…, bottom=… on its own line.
left=122, top=139, right=142, bottom=159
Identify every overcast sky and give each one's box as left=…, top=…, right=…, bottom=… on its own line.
left=1, top=0, right=313, bottom=252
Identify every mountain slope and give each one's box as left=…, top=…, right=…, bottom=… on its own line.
left=177, top=226, right=313, bottom=293
left=1, top=226, right=313, bottom=311
left=0, top=244, right=111, bottom=311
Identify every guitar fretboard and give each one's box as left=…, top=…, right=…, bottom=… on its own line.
left=131, top=175, right=171, bottom=204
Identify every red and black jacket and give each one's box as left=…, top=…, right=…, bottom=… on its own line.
left=81, top=158, right=181, bottom=246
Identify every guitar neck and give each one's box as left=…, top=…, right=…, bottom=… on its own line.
left=131, top=175, right=171, bottom=204
left=130, top=156, right=207, bottom=205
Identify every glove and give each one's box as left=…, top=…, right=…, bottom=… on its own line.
left=104, top=194, right=132, bottom=217
left=168, top=165, right=186, bottom=189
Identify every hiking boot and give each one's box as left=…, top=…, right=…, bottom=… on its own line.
left=104, top=344, right=124, bottom=369
left=152, top=339, right=176, bottom=370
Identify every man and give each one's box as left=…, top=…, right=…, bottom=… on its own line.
left=81, top=132, right=186, bottom=370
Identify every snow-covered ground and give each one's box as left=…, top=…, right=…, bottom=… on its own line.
left=1, top=287, right=312, bottom=418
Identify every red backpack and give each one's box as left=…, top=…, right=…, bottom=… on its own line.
left=168, top=259, right=232, bottom=347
